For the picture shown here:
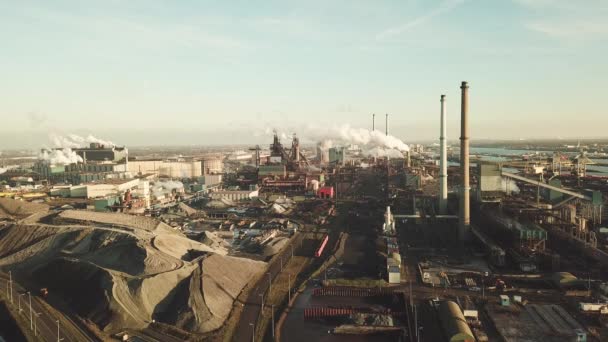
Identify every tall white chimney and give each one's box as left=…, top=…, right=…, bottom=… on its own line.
left=439, top=95, right=448, bottom=214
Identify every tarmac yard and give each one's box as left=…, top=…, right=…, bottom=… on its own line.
left=279, top=171, right=406, bottom=342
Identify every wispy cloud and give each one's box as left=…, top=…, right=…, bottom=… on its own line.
left=514, top=0, right=608, bottom=40
left=526, top=21, right=608, bottom=39
left=376, top=0, right=467, bottom=41
left=20, top=4, right=249, bottom=53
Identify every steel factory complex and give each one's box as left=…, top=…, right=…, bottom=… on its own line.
left=2, top=82, right=608, bottom=342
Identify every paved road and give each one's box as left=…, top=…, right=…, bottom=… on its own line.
left=232, top=230, right=309, bottom=342
left=0, top=272, right=96, bottom=342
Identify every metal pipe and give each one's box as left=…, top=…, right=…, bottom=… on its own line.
left=439, top=95, right=448, bottom=214
left=459, top=81, right=470, bottom=241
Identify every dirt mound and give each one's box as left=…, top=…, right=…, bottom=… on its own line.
left=200, top=231, right=230, bottom=255
left=200, top=254, right=265, bottom=331
left=178, top=202, right=199, bottom=217
left=72, top=231, right=181, bottom=276
left=0, top=214, right=266, bottom=334
left=262, top=236, right=289, bottom=257
left=0, top=224, right=84, bottom=268
left=0, top=198, right=48, bottom=220
left=58, top=210, right=163, bottom=231
left=32, top=257, right=114, bottom=326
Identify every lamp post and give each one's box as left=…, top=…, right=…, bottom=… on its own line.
left=19, top=292, right=25, bottom=313
left=267, top=272, right=272, bottom=294
left=28, top=291, right=32, bottom=330
left=271, top=304, right=275, bottom=339
left=259, top=293, right=264, bottom=311
left=34, top=312, right=41, bottom=336
left=57, top=319, right=64, bottom=341
left=8, top=271, right=13, bottom=303
left=249, top=323, right=255, bottom=342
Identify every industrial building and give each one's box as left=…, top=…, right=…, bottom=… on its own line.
left=476, top=162, right=510, bottom=202
left=72, top=143, right=128, bottom=162
left=33, top=160, right=132, bottom=184
left=329, top=147, right=344, bottom=165
left=127, top=159, right=202, bottom=178
left=50, top=178, right=143, bottom=199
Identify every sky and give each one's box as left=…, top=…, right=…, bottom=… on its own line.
left=1, top=0, right=607, bottom=148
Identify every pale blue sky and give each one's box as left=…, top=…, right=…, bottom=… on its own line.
left=1, top=0, right=607, bottom=147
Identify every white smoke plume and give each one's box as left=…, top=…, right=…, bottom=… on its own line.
left=39, top=148, right=83, bottom=165
left=317, top=140, right=333, bottom=150
left=364, top=147, right=405, bottom=158
left=50, top=133, right=115, bottom=148
left=309, top=125, right=409, bottom=153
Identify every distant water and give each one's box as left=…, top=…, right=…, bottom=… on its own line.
left=470, top=147, right=553, bottom=156
left=446, top=147, right=608, bottom=175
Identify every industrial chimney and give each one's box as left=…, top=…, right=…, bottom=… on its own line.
left=373, top=113, right=376, bottom=131
left=459, top=82, right=470, bottom=241
left=439, top=95, right=448, bottom=215
left=385, top=113, right=389, bottom=136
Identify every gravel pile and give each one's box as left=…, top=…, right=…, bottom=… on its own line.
left=0, top=198, right=48, bottom=219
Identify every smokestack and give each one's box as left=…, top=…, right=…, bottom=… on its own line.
left=373, top=114, right=376, bottom=131
left=385, top=113, right=389, bottom=136
left=439, top=95, right=448, bottom=215
left=459, top=81, right=470, bottom=241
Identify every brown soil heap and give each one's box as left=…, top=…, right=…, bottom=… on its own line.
left=0, top=206, right=265, bottom=334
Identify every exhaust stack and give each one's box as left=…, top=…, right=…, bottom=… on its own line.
left=459, top=82, right=470, bottom=241
left=373, top=113, right=376, bottom=131
left=439, top=95, right=448, bottom=214
left=385, top=113, right=389, bottom=136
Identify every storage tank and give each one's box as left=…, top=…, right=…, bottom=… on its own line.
left=201, top=157, right=224, bottom=175
left=438, top=301, right=475, bottom=342
left=552, top=272, right=579, bottom=288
